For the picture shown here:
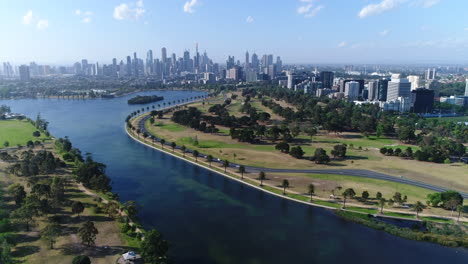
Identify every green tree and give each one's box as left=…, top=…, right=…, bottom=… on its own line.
left=8, top=184, right=26, bottom=205
left=72, top=201, right=85, bottom=217
left=192, top=150, right=199, bottom=162
left=78, top=221, right=99, bottom=247
left=342, top=188, right=356, bottom=209
left=181, top=145, right=186, bottom=157
left=124, top=200, right=141, bottom=221
left=281, top=179, right=289, bottom=195
left=238, top=165, right=246, bottom=179
left=456, top=205, right=464, bottom=222
left=11, top=200, right=39, bottom=231
left=393, top=192, right=403, bottom=205
left=160, top=139, right=165, bottom=149
left=103, top=201, right=120, bottom=219
left=171, top=142, right=176, bottom=152
left=308, top=184, right=315, bottom=202
left=259, top=171, right=266, bottom=186
left=72, top=255, right=91, bottom=264
left=3, top=141, right=9, bottom=148
left=140, top=229, right=169, bottom=264
left=289, top=146, right=304, bottom=159
left=304, top=126, right=317, bottom=142
left=0, top=241, right=12, bottom=264
left=41, top=222, right=61, bottom=249
left=313, top=148, right=330, bottom=164
left=376, top=192, right=382, bottom=200
left=207, top=155, right=213, bottom=167
left=223, top=160, right=229, bottom=173
left=378, top=198, right=386, bottom=214
left=362, top=191, right=369, bottom=201
left=331, top=144, right=347, bottom=159
left=275, top=142, right=290, bottom=153
left=414, top=201, right=424, bottom=218
left=387, top=199, right=394, bottom=207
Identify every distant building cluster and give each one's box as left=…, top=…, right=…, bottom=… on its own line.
left=2, top=49, right=468, bottom=114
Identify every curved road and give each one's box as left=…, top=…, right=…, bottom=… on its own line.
left=137, top=114, right=468, bottom=199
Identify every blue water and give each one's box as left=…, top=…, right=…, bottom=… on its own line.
left=2, top=91, right=467, bottom=263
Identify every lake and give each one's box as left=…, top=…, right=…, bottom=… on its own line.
left=2, top=90, right=467, bottom=263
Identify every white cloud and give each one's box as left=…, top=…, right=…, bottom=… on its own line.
left=75, top=9, right=93, bottom=23
left=114, top=1, right=146, bottom=20
left=246, top=16, right=254, bottom=23
left=183, top=0, right=199, bottom=14
left=22, top=10, right=34, bottom=25
left=412, top=0, right=440, bottom=8
left=465, top=27, right=468, bottom=31
left=82, top=17, right=92, bottom=24
left=36, top=19, right=49, bottom=30
left=379, top=29, right=390, bottom=36
left=337, top=41, right=347, bottom=48
left=297, top=1, right=324, bottom=18
left=358, top=0, right=406, bottom=18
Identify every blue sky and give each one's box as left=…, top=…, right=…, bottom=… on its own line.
left=0, top=0, right=467, bottom=65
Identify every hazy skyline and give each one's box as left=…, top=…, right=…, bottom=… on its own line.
left=1, top=0, right=467, bottom=64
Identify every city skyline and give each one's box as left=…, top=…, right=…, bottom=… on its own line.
left=1, top=0, right=468, bottom=64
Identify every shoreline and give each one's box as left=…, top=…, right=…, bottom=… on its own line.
left=0, top=87, right=206, bottom=101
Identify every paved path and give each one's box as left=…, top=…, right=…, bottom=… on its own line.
left=137, top=110, right=468, bottom=199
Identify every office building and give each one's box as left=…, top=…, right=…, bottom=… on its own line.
left=368, top=81, right=378, bottom=101
left=320, top=71, right=334, bottom=89
left=344, top=81, right=360, bottom=100
left=287, top=71, right=294, bottom=89
left=411, top=88, right=434, bottom=113
left=268, top=65, right=276, bottom=80
left=425, top=68, right=436, bottom=80
left=407, top=75, right=422, bottom=90
left=465, top=79, right=468, bottom=96
left=19, top=65, right=30, bottom=81
left=387, top=74, right=411, bottom=102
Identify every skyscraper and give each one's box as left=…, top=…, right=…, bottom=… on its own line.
left=368, top=81, right=378, bottom=101
left=320, top=71, right=334, bottom=89
left=287, top=71, right=294, bottom=89
left=378, top=79, right=389, bottom=101
left=19, top=65, right=30, bottom=81
left=345, top=81, right=359, bottom=100
left=133, top=52, right=139, bottom=78
left=146, top=50, right=153, bottom=75
left=161, top=48, right=167, bottom=63
left=276, top=56, right=282, bottom=72
left=411, top=88, right=434, bottom=113
left=387, top=74, right=411, bottom=101
left=251, top=53, right=259, bottom=71
left=425, top=68, right=436, bottom=80
left=126, top=56, right=132, bottom=77
left=245, top=51, right=250, bottom=68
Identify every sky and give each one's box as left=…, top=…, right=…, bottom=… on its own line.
left=0, top=0, right=467, bottom=65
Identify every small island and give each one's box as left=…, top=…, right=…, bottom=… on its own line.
left=127, top=95, right=164, bottom=105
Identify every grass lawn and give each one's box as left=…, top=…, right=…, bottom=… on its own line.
left=346, top=206, right=378, bottom=214
left=383, top=212, right=416, bottom=219
left=276, top=172, right=433, bottom=204
left=0, top=119, right=50, bottom=147
left=139, top=94, right=468, bottom=193
left=154, top=122, right=186, bottom=132
left=421, top=216, right=454, bottom=224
